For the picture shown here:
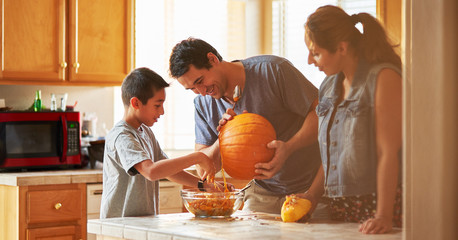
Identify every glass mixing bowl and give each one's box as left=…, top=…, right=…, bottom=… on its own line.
left=181, top=188, right=244, bottom=218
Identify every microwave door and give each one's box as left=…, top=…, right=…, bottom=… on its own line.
left=3, top=121, right=59, bottom=159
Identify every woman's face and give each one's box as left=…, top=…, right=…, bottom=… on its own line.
left=305, top=35, right=343, bottom=76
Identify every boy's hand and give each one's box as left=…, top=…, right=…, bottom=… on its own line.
left=204, top=180, right=235, bottom=192
left=195, top=152, right=216, bottom=181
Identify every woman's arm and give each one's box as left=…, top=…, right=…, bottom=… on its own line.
left=360, top=68, right=402, bottom=234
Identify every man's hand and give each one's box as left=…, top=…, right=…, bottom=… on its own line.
left=253, top=140, right=290, bottom=179
left=217, top=108, right=236, bottom=132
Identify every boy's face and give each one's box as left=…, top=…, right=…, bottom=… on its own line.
left=137, top=88, right=166, bottom=127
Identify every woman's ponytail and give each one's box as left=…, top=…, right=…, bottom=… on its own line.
left=357, top=13, right=402, bottom=69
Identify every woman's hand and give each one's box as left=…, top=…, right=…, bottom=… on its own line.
left=293, top=192, right=319, bottom=222
left=359, top=215, right=393, bottom=234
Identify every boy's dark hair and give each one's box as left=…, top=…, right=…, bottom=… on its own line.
left=169, top=37, right=223, bottom=78
left=121, top=67, right=170, bottom=107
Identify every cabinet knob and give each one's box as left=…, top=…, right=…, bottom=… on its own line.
left=54, top=203, right=62, bottom=210
left=60, top=62, right=67, bottom=68
left=73, top=62, right=80, bottom=69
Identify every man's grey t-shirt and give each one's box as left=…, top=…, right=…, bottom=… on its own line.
left=100, top=120, right=167, bottom=218
left=194, top=55, right=322, bottom=195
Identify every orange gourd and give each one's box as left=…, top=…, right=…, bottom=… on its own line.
left=281, top=195, right=312, bottom=222
left=219, top=113, right=276, bottom=180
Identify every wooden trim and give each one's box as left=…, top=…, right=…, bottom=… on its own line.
left=376, top=0, right=386, bottom=23
left=0, top=185, right=19, bottom=240
left=127, top=0, right=135, bottom=72
left=18, top=186, right=27, bottom=240
left=1, top=0, right=4, bottom=78
left=68, top=0, right=78, bottom=81
left=58, top=0, right=67, bottom=81
left=261, top=0, right=272, bottom=55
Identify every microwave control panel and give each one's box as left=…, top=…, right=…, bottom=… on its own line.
left=67, top=121, right=80, bottom=155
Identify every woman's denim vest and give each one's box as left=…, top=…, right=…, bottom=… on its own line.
left=316, top=60, right=401, bottom=197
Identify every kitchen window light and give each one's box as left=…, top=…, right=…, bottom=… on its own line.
left=113, top=0, right=375, bottom=153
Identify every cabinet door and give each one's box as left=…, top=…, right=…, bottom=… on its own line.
left=0, top=0, right=67, bottom=84
left=68, top=0, right=134, bottom=85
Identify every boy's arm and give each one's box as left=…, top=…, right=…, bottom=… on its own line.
left=166, top=170, right=201, bottom=188
left=195, top=142, right=221, bottom=177
left=134, top=152, right=214, bottom=181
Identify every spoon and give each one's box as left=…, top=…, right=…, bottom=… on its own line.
left=232, top=85, right=242, bottom=109
left=217, top=85, right=242, bottom=137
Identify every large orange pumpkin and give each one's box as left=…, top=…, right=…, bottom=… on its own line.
left=218, top=113, right=276, bottom=180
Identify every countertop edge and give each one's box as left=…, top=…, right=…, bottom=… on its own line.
left=0, top=169, right=103, bottom=186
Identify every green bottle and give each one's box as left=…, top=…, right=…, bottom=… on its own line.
left=34, top=90, right=42, bottom=112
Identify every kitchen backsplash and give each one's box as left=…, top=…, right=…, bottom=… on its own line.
left=0, top=85, right=118, bottom=138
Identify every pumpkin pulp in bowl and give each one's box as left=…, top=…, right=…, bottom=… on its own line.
left=181, top=188, right=244, bottom=218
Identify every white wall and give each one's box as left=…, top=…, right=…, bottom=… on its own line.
left=0, top=85, right=117, bottom=138
left=404, top=0, right=458, bottom=239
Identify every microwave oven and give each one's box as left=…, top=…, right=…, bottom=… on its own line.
left=0, top=111, right=81, bottom=170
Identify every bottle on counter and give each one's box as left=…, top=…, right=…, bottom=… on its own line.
left=50, top=93, right=57, bottom=111
left=33, top=90, right=42, bottom=112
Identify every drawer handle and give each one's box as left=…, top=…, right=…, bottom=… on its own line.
left=54, top=203, right=62, bottom=210
left=92, top=190, right=103, bottom=195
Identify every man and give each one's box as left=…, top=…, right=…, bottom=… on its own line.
left=169, top=37, right=324, bottom=215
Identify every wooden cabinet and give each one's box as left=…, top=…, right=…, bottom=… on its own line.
left=0, top=183, right=87, bottom=240
left=377, top=0, right=402, bottom=56
left=0, top=0, right=134, bottom=86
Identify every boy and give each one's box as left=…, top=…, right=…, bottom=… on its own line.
left=100, top=67, right=223, bottom=218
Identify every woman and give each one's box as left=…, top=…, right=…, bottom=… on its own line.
left=304, top=5, right=402, bottom=234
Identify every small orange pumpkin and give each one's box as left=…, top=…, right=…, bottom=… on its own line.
left=219, top=113, right=276, bottom=180
left=281, top=195, right=312, bottom=222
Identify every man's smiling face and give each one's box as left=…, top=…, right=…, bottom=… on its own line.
left=177, top=63, right=227, bottom=99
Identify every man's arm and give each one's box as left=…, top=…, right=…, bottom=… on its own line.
left=254, top=99, right=319, bottom=179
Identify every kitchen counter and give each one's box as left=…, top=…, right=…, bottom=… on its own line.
left=88, top=211, right=403, bottom=240
left=0, top=169, right=103, bottom=186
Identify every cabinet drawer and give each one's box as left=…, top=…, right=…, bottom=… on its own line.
left=87, top=183, right=103, bottom=214
left=27, top=225, right=79, bottom=239
left=27, top=189, right=82, bottom=224
left=159, top=181, right=182, bottom=213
